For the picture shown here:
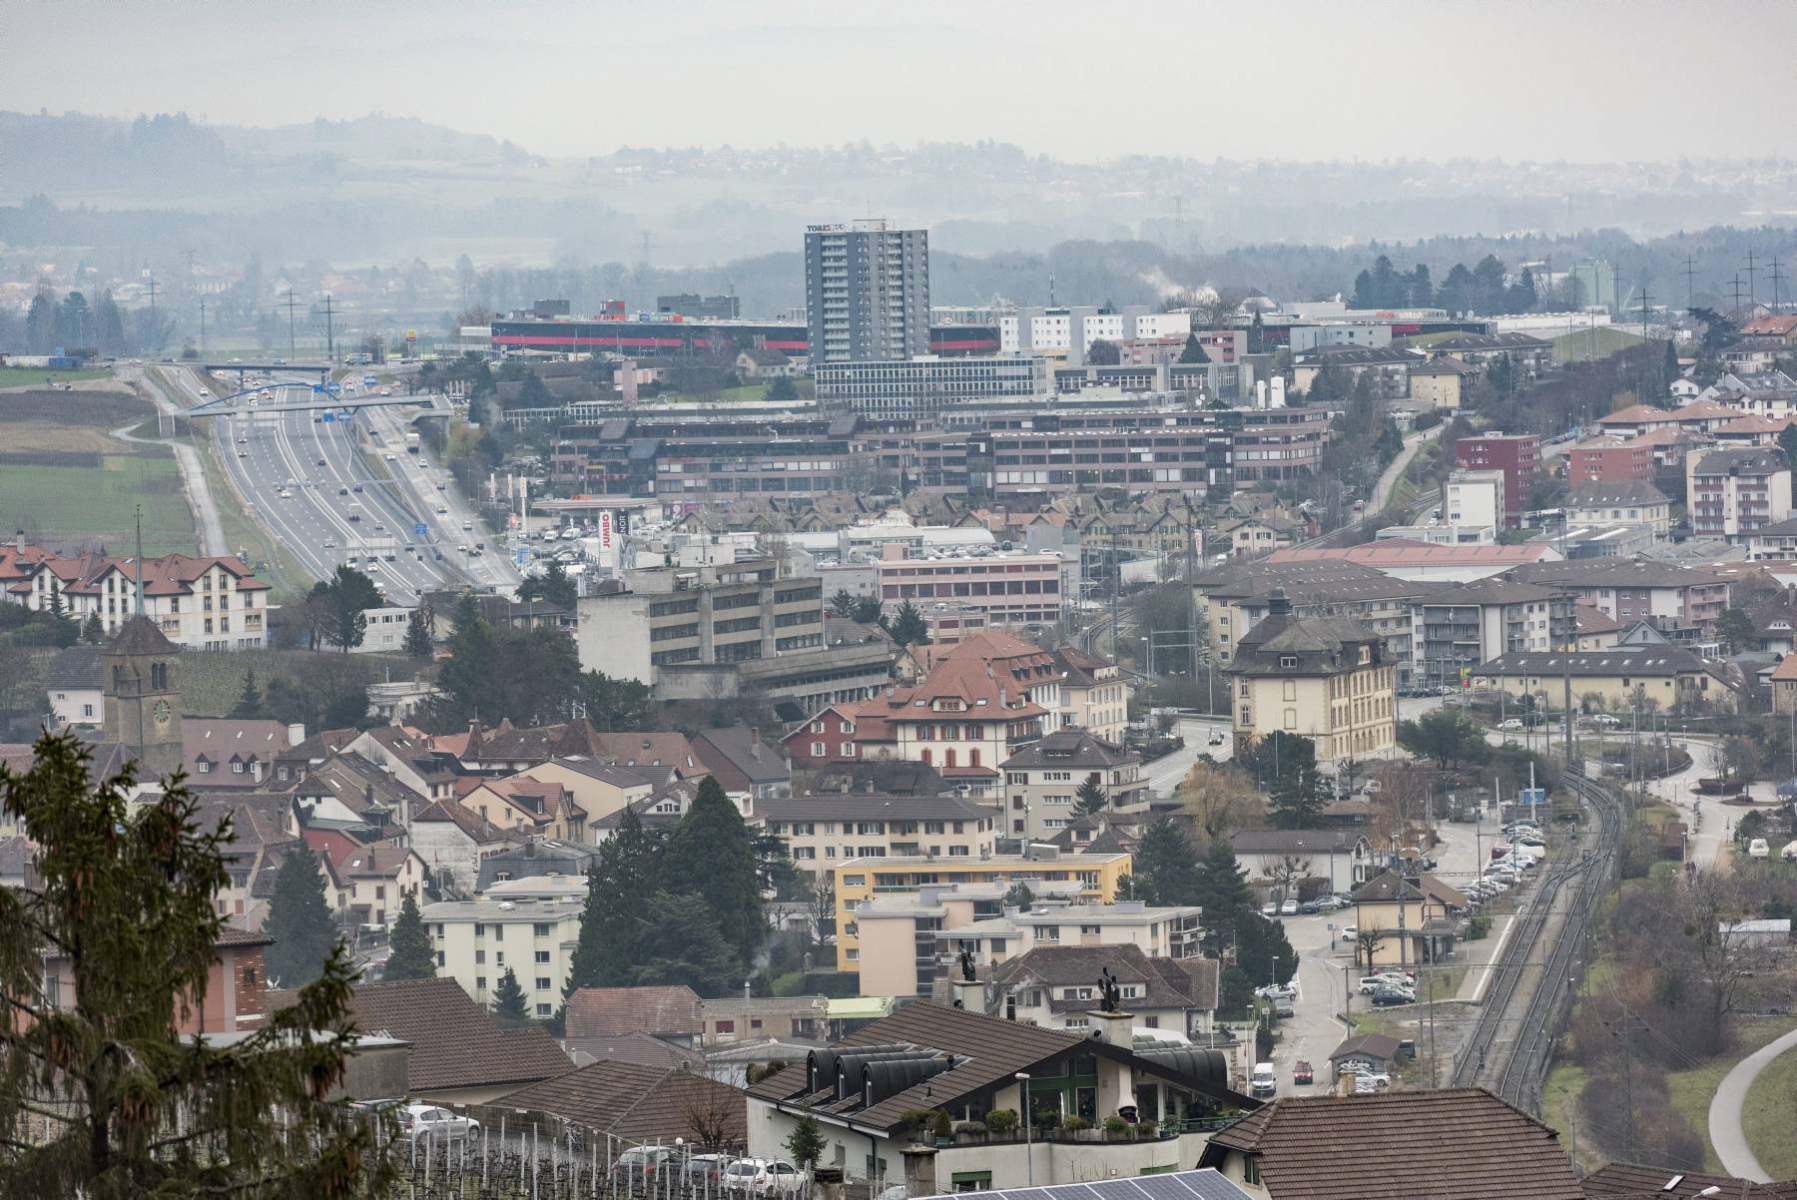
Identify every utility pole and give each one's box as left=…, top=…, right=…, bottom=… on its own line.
left=1731, top=273, right=1747, bottom=321
left=1684, top=253, right=1698, bottom=311
left=199, top=298, right=207, bottom=355
left=145, top=272, right=159, bottom=343
left=321, top=293, right=337, bottom=362
left=1561, top=587, right=1575, bottom=759
left=1636, top=287, right=1653, bottom=343
left=1772, top=256, right=1787, bottom=315
left=282, top=291, right=300, bottom=360
left=1611, top=1007, right=1646, bottom=1163
left=1745, top=249, right=1759, bottom=311
left=1610, top=264, right=1623, bottom=317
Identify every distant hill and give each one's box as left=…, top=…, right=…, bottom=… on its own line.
left=212, top=114, right=531, bottom=165
left=0, top=110, right=233, bottom=192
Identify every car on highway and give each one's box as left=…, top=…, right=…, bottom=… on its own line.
left=236, top=436, right=248, bottom=444
left=238, top=450, right=248, bottom=458
left=436, top=482, right=447, bottom=490
left=436, top=505, right=449, bottom=514
left=1292, top=1059, right=1314, bottom=1086
left=316, top=458, right=327, bottom=467
left=338, top=487, right=349, bottom=496
left=397, top=1104, right=479, bottom=1143
left=352, top=484, right=363, bottom=493
left=348, top=512, right=360, bottom=522
left=323, top=540, right=336, bottom=549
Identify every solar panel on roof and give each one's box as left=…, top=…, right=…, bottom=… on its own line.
left=937, top=1173, right=1253, bottom=1200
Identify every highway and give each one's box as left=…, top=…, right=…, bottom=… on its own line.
left=164, top=368, right=465, bottom=599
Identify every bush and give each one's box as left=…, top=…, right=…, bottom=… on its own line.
left=953, top=1121, right=987, bottom=1138
left=932, top=1110, right=952, bottom=1140
left=1137, top=1119, right=1158, bottom=1138
left=1465, top=913, right=1491, bottom=940
left=1103, top=1116, right=1129, bottom=1139
left=984, top=1109, right=1018, bottom=1135
left=1060, top=1115, right=1090, bottom=1133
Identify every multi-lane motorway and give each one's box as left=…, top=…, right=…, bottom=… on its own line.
left=161, top=366, right=518, bottom=598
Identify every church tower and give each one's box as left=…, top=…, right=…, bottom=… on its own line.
left=101, top=616, right=185, bottom=780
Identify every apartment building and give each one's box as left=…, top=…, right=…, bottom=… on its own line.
left=1570, top=437, right=1655, bottom=483
left=1051, top=645, right=1131, bottom=742
left=1564, top=481, right=1672, bottom=535
left=1442, top=469, right=1506, bottom=534
left=1455, top=434, right=1541, bottom=527
left=997, top=305, right=1190, bottom=364
left=1225, top=591, right=1396, bottom=762
left=943, top=899, right=1204, bottom=971
left=756, top=794, right=996, bottom=871
left=814, top=356, right=1049, bottom=418
left=834, top=851, right=1133, bottom=989
left=424, top=876, right=586, bottom=1018
left=1687, top=448, right=1793, bottom=541
left=1291, top=346, right=1414, bottom=401
left=985, top=943, right=1216, bottom=1034
left=872, top=546, right=1075, bottom=627
left=805, top=219, right=931, bottom=364
left=1408, top=580, right=1566, bottom=689
left=1197, top=560, right=1432, bottom=683
left=1471, top=647, right=1738, bottom=715
left=0, top=544, right=271, bottom=649
left=859, top=649, right=1053, bottom=787
left=575, top=558, right=825, bottom=683
left=1502, top=560, right=1731, bottom=631
left=1000, top=730, right=1147, bottom=841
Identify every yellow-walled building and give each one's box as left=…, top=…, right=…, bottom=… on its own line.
left=832, top=852, right=1132, bottom=982
left=1224, top=590, right=1397, bottom=761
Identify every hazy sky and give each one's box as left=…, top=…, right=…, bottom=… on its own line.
left=10, top=0, right=1797, bottom=162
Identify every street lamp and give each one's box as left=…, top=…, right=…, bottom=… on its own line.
left=1015, top=1072, right=1033, bottom=1186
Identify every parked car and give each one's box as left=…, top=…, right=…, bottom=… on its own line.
left=682, top=1155, right=736, bottom=1187
left=1260, top=901, right=1277, bottom=917
left=398, top=1104, right=480, bottom=1143
left=1292, top=1059, right=1314, bottom=1085
left=1280, top=898, right=1299, bottom=916
left=1314, top=895, right=1346, bottom=912
left=613, top=1147, right=673, bottom=1179
left=1297, top=900, right=1320, bottom=915
left=1371, top=988, right=1415, bottom=1007
left=724, top=1158, right=805, bottom=1196
left=1497, top=718, right=1524, bottom=730
left=1274, top=999, right=1296, bottom=1018
left=1353, top=1072, right=1393, bottom=1092
left=1341, top=924, right=1358, bottom=942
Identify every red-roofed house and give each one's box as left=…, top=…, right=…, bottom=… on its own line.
left=0, top=542, right=271, bottom=648
left=458, top=776, right=589, bottom=841
left=338, top=841, right=427, bottom=928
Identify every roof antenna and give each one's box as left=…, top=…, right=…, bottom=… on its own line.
left=134, top=503, right=144, bottom=617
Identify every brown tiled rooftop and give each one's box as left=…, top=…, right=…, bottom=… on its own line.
left=349, top=978, right=573, bottom=1092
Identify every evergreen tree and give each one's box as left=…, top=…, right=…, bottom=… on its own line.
left=229, top=667, right=263, bottom=719
left=518, top=559, right=577, bottom=609
left=0, top=731, right=392, bottom=1197
left=566, top=802, right=663, bottom=992
left=1002, top=881, right=1035, bottom=910
left=884, top=600, right=930, bottom=648
left=663, top=775, right=765, bottom=964
left=1236, top=912, right=1298, bottom=989
left=492, top=966, right=529, bottom=1022
left=1239, top=731, right=1316, bottom=791
left=402, top=606, right=435, bottom=660
left=626, top=891, right=743, bottom=996
left=1178, top=333, right=1211, bottom=364
left=830, top=588, right=859, bottom=618
left=1247, top=310, right=1266, bottom=355
left=1073, top=773, right=1108, bottom=817
left=1193, top=836, right=1254, bottom=946
left=1130, top=818, right=1202, bottom=905
left=80, top=612, right=105, bottom=645
left=786, top=1113, right=827, bottom=1168
left=579, top=669, right=657, bottom=730
left=1715, top=607, right=1759, bottom=656
left=384, top=893, right=436, bottom=981
left=1408, top=263, right=1434, bottom=307
left=1268, top=762, right=1326, bottom=829
left=851, top=595, right=884, bottom=624
left=264, top=845, right=340, bottom=987
left=765, top=376, right=800, bottom=402
left=1664, top=339, right=1682, bottom=391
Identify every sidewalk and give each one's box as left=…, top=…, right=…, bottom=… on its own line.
left=1454, top=913, right=1516, bottom=1003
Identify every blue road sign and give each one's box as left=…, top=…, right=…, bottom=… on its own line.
left=321, top=411, right=336, bottom=422
left=414, top=522, right=428, bottom=537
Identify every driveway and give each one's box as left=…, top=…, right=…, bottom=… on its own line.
left=1710, top=1026, right=1797, bottom=1182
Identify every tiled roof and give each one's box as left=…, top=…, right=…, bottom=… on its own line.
left=1576, top=605, right=1623, bottom=635
left=989, top=944, right=1200, bottom=1014
left=1475, top=648, right=1714, bottom=680
left=1203, top=1087, right=1582, bottom=1200
left=1693, top=448, right=1786, bottom=476
left=565, top=986, right=703, bottom=1039
left=412, top=798, right=516, bottom=845
left=1581, top=1164, right=1797, bottom=1199
left=758, top=793, right=991, bottom=824
left=1352, top=870, right=1468, bottom=908
left=559, top=1033, right=706, bottom=1072
left=183, top=720, right=292, bottom=779
left=495, top=1059, right=747, bottom=1147
left=1230, top=829, right=1363, bottom=856
left=338, top=842, right=419, bottom=879
left=693, top=726, right=791, bottom=788
left=1566, top=481, right=1670, bottom=507
left=44, top=645, right=101, bottom=692
left=106, top=615, right=179, bottom=656
left=1000, top=729, right=1139, bottom=770
left=1328, top=1032, right=1403, bottom=1066
left=1268, top=540, right=1553, bottom=566
left=348, top=978, right=574, bottom=1092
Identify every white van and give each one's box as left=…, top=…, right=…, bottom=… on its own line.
left=1749, top=838, right=1771, bottom=860
left=1249, top=1062, right=1277, bottom=1099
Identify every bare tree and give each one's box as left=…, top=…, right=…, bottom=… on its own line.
left=1178, top=760, right=1264, bottom=840
left=674, top=1076, right=746, bottom=1152
left=1356, top=926, right=1392, bottom=976
left=1259, top=855, right=1314, bottom=902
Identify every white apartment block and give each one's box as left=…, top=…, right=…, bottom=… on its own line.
left=1, top=546, right=271, bottom=649
left=423, top=876, right=586, bottom=1019
left=999, top=306, right=1192, bottom=366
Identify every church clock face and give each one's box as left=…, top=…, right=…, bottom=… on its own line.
left=152, top=700, right=170, bottom=724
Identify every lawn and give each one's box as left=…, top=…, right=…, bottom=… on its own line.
left=1663, top=1015, right=1797, bottom=1173
left=1541, top=1063, right=1593, bottom=1170
left=1552, top=326, right=1647, bottom=365
left=1742, top=1036, right=1797, bottom=1180
left=0, top=366, right=113, bottom=389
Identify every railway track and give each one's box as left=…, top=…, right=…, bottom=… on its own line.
left=1449, top=761, right=1624, bottom=1112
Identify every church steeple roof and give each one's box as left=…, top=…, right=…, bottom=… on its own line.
left=105, top=615, right=180, bottom=657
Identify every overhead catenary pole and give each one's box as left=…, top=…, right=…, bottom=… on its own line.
left=282, top=290, right=300, bottom=360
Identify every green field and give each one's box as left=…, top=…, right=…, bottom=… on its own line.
left=0, top=366, right=114, bottom=389
left=1552, top=326, right=1647, bottom=365
left=1742, top=1036, right=1797, bottom=1180
left=0, top=390, right=196, bottom=554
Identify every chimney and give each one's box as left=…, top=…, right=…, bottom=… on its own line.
left=1267, top=587, right=1292, bottom=618
left=900, top=1147, right=937, bottom=1197
left=287, top=723, right=306, bottom=748
left=1336, top=1067, right=1358, bottom=1097
left=365, top=782, right=374, bottom=806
